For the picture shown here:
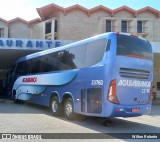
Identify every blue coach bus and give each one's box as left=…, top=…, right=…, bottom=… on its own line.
left=9, top=32, right=153, bottom=120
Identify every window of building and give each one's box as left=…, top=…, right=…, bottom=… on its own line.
left=45, top=22, right=52, bottom=34
left=106, top=20, right=111, bottom=32
left=137, top=21, right=143, bottom=33
left=54, top=20, right=57, bottom=33
left=157, top=82, right=160, bottom=91
left=45, top=20, right=58, bottom=40
left=121, top=21, right=127, bottom=33
left=0, top=28, right=4, bottom=38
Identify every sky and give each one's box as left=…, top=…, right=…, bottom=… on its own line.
left=0, top=0, right=160, bottom=21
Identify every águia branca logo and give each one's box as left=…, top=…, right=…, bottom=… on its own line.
left=118, top=79, right=151, bottom=88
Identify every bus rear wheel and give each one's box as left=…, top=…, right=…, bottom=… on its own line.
left=50, top=97, right=63, bottom=116
left=64, top=98, right=79, bottom=120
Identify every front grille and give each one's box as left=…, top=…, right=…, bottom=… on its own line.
left=119, top=68, right=150, bottom=79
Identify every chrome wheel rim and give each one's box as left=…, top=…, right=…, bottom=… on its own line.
left=52, top=101, right=58, bottom=113
left=65, top=102, right=72, bottom=116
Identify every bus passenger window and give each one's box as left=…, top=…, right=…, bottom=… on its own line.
left=69, top=44, right=86, bottom=68
left=15, top=61, right=28, bottom=75
left=29, top=58, right=40, bottom=74
left=85, top=38, right=107, bottom=67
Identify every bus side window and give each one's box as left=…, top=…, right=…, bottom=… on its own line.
left=106, top=39, right=111, bottom=51
left=39, top=56, right=47, bottom=72
left=85, top=38, right=107, bottom=67
left=49, top=51, right=70, bottom=71
left=57, top=50, right=75, bottom=70
left=69, top=44, right=86, bottom=69
left=15, top=61, right=28, bottom=75
left=29, top=58, right=40, bottom=74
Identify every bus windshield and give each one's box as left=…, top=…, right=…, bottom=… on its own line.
left=117, top=34, right=152, bottom=60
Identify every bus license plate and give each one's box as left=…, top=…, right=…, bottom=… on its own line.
left=132, top=108, right=139, bottom=112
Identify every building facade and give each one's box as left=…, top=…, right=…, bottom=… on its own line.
left=1, top=4, right=160, bottom=41
left=0, top=3, right=160, bottom=97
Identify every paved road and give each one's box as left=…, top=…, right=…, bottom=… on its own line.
left=0, top=99, right=160, bottom=142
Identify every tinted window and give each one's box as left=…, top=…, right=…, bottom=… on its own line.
left=85, top=38, right=107, bottom=67
left=40, top=49, right=74, bottom=72
left=137, top=21, right=143, bottom=33
left=45, top=22, right=52, bottom=34
left=39, top=54, right=61, bottom=72
left=106, top=20, right=111, bottom=32
left=58, top=50, right=76, bottom=69
left=121, top=21, right=127, bottom=33
left=16, top=39, right=107, bottom=75
left=15, top=61, right=29, bottom=75
left=69, top=44, right=86, bottom=68
left=29, top=58, right=40, bottom=74
left=54, top=20, right=57, bottom=32
left=117, top=34, right=152, bottom=60
left=39, top=56, right=56, bottom=72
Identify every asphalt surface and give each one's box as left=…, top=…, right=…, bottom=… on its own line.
left=0, top=99, right=160, bottom=142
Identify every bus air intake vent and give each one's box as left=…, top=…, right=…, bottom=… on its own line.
left=119, top=68, right=150, bottom=79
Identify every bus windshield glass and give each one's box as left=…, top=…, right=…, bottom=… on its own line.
left=117, top=34, right=152, bottom=60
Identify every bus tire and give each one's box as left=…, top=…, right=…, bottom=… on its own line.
left=64, top=98, right=79, bottom=120
left=50, top=97, right=63, bottom=116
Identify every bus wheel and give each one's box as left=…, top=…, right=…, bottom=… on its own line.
left=50, top=97, right=63, bottom=116
left=64, top=98, right=78, bottom=120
